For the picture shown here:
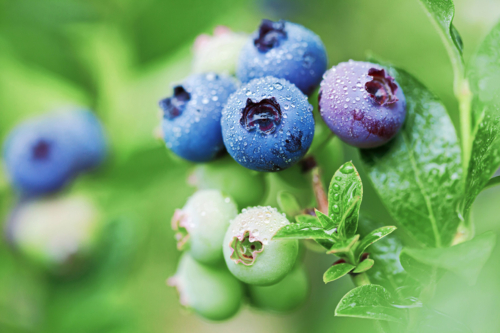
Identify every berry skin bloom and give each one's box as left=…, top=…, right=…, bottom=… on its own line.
left=237, top=19, right=327, bottom=95
left=3, top=117, right=79, bottom=195
left=172, top=190, right=238, bottom=265
left=159, top=73, right=238, bottom=162
left=318, top=60, right=407, bottom=148
left=223, top=206, right=298, bottom=286
left=221, top=76, right=315, bottom=172
left=168, top=253, right=243, bottom=321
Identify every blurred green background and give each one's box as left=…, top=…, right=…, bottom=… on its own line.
left=1, top=0, right=500, bottom=332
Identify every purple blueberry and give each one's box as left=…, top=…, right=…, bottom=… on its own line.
left=318, top=60, right=407, bottom=148
left=237, top=20, right=327, bottom=95
left=159, top=73, right=238, bottom=162
left=221, top=76, right=314, bottom=172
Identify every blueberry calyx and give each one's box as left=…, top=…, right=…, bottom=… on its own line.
left=364, top=68, right=399, bottom=106
left=229, top=231, right=263, bottom=266
left=32, top=140, right=51, bottom=160
left=171, top=209, right=191, bottom=250
left=159, top=85, right=191, bottom=120
left=240, top=97, right=282, bottom=135
left=254, top=19, right=287, bottom=52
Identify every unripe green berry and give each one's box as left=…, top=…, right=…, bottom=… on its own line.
left=172, top=190, right=237, bottom=265
left=248, top=264, right=309, bottom=313
left=189, top=156, right=266, bottom=208
left=169, top=253, right=243, bottom=321
left=223, top=206, right=298, bottom=286
left=9, top=194, right=101, bottom=271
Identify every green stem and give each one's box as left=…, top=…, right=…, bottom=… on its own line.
left=457, top=79, right=473, bottom=175
left=351, top=272, right=371, bottom=287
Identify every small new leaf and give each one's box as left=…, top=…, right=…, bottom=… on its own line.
left=323, top=263, right=355, bottom=283
left=295, top=214, right=323, bottom=227
left=277, top=191, right=301, bottom=219
left=353, top=259, right=375, bottom=273
left=335, top=284, right=407, bottom=323
left=354, top=226, right=397, bottom=262
left=273, top=223, right=334, bottom=240
left=328, top=162, right=363, bottom=239
left=315, top=209, right=335, bottom=230
left=327, top=234, right=359, bottom=254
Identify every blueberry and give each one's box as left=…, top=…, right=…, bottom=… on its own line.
left=248, top=264, right=308, bottom=312
left=159, top=73, right=238, bottom=162
left=223, top=206, right=298, bottom=286
left=189, top=156, right=266, bottom=208
left=221, top=76, right=315, bottom=172
left=318, top=60, right=407, bottom=148
left=172, top=190, right=238, bottom=265
left=169, top=253, right=243, bottom=321
left=237, top=19, right=327, bottom=95
left=8, top=194, right=101, bottom=271
left=3, top=117, right=78, bottom=195
left=55, top=109, right=108, bottom=171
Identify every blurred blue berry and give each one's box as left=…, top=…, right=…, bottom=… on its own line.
left=237, top=19, right=327, bottom=95
left=221, top=76, right=314, bottom=172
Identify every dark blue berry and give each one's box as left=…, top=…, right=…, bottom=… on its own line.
left=237, top=20, right=327, bottom=95
left=221, top=76, right=314, bottom=172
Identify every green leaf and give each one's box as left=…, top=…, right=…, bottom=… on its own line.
left=273, top=223, right=334, bottom=240
left=465, top=21, right=500, bottom=213
left=358, top=217, right=409, bottom=295
left=360, top=66, right=462, bottom=248
left=295, top=214, right=322, bottom=227
left=401, top=231, right=496, bottom=285
left=327, top=162, right=362, bottom=238
left=354, top=226, right=397, bottom=261
left=277, top=191, right=302, bottom=219
left=315, top=209, right=335, bottom=230
left=353, top=259, right=374, bottom=273
left=409, top=307, right=473, bottom=333
left=323, top=263, right=355, bottom=283
left=327, top=235, right=359, bottom=254
left=400, top=251, right=442, bottom=286
left=335, top=285, right=407, bottom=323
left=418, top=0, right=464, bottom=79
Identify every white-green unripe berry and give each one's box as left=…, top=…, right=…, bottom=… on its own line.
left=248, top=264, right=309, bottom=313
left=9, top=194, right=101, bottom=269
left=172, top=190, right=238, bottom=265
left=168, top=253, right=243, bottom=321
left=223, top=206, right=298, bottom=286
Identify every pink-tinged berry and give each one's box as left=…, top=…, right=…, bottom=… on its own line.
left=318, top=60, right=407, bottom=148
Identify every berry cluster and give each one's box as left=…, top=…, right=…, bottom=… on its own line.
left=165, top=18, right=408, bottom=321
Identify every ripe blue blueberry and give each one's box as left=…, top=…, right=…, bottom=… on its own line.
left=3, top=117, right=78, bottom=195
left=223, top=206, right=298, bottom=286
left=56, top=109, right=108, bottom=171
left=319, top=60, right=407, bottom=148
left=221, top=76, right=315, bottom=172
left=169, top=253, right=243, bottom=321
left=172, top=190, right=238, bottom=265
left=237, top=19, right=327, bottom=95
left=159, top=73, right=238, bottom=162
